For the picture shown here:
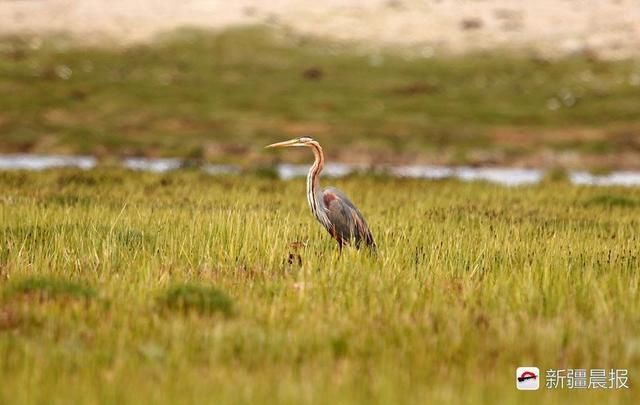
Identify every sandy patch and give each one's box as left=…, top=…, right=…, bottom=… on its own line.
left=1, top=1, right=639, bottom=58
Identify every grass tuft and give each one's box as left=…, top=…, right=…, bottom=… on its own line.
left=541, top=167, right=570, bottom=184
left=159, top=283, right=234, bottom=317
left=3, top=277, right=96, bottom=302
left=584, top=194, right=638, bottom=208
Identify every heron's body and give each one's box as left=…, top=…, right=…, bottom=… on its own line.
left=266, top=137, right=375, bottom=250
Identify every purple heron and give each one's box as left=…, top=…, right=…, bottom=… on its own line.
left=266, top=137, right=376, bottom=250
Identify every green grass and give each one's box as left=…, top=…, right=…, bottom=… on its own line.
left=3, top=277, right=96, bottom=301
left=160, top=283, right=233, bottom=317
left=0, top=169, right=638, bottom=404
left=1, top=27, right=640, bottom=166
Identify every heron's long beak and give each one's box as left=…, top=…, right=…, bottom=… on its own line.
left=264, top=139, right=304, bottom=149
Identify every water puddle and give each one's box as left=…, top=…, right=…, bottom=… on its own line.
left=1, top=154, right=640, bottom=187
left=570, top=171, right=640, bottom=187
left=0, top=154, right=96, bottom=170
left=277, top=163, right=355, bottom=180
left=390, top=165, right=543, bottom=186
left=122, top=157, right=183, bottom=173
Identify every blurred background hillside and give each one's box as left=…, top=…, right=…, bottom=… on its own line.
left=1, top=0, right=639, bottom=170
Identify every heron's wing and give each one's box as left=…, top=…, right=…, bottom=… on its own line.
left=322, top=187, right=375, bottom=248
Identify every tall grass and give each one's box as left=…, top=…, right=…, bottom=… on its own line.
left=0, top=169, right=638, bottom=403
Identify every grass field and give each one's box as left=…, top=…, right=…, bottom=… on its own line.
left=1, top=27, right=640, bottom=168
left=0, top=169, right=638, bottom=404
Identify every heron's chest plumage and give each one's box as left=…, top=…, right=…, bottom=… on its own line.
left=306, top=174, right=331, bottom=230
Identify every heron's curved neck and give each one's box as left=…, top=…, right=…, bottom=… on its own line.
left=306, top=141, right=324, bottom=199
left=306, top=141, right=329, bottom=225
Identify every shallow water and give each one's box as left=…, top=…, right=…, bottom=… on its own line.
left=570, top=171, right=640, bottom=187
left=122, top=157, right=183, bottom=173
left=1, top=154, right=640, bottom=187
left=0, top=154, right=96, bottom=171
left=390, top=165, right=543, bottom=186
left=277, top=163, right=355, bottom=180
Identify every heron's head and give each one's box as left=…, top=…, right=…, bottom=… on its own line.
left=265, top=136, right=315, bottom=149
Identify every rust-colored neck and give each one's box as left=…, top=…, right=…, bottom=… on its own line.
left=306, top=141, right=329, bottom=228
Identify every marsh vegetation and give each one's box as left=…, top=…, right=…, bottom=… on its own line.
left=0, top=169, right=638, bottom=403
